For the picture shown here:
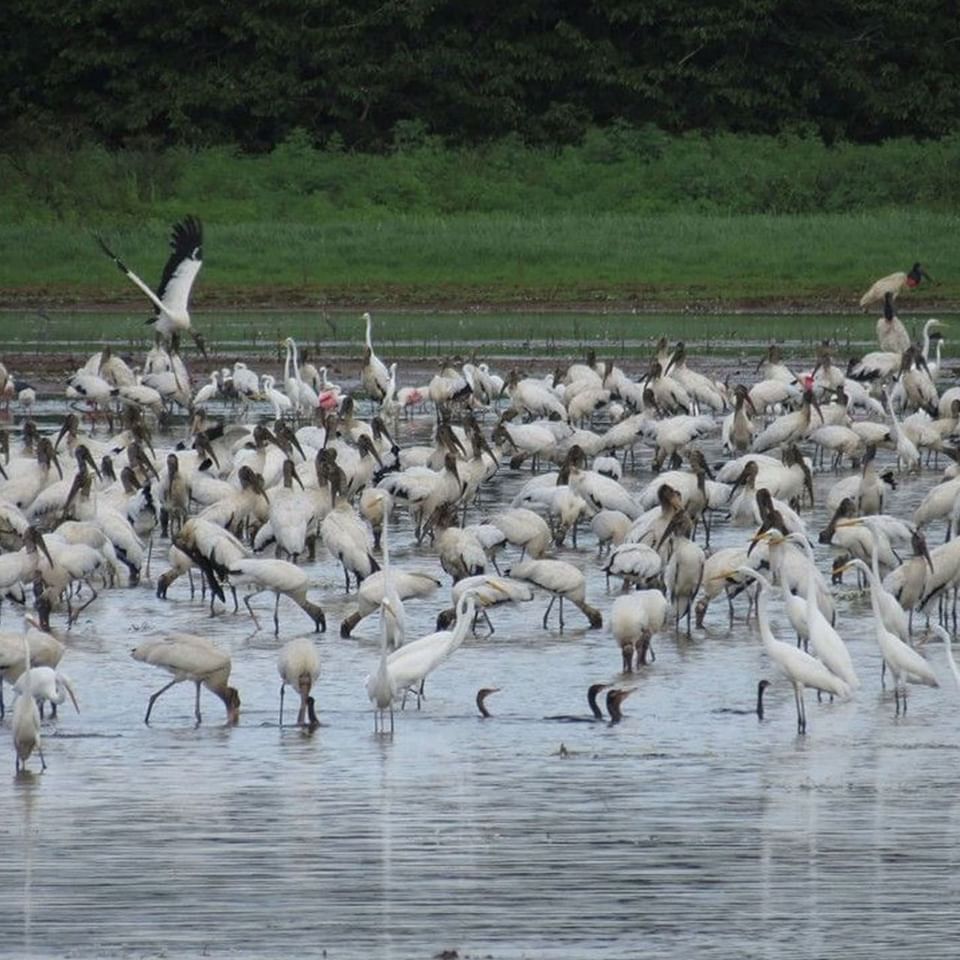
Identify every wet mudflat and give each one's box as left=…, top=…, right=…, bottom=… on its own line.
left=2, top=371, right=960, bottom=959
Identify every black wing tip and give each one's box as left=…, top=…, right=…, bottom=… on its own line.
left=170, top=215, right=203, bottom=255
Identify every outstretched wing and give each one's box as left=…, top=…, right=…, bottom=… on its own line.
left=156, top=215, right=203, bottom=319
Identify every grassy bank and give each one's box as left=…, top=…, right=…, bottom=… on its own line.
left=1, top=129, right=958, bottom=306
left=1, top=211, right=956, bottom=308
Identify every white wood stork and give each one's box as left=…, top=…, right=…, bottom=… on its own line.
left=611, top=590, right=668, bottom=670
left=132, top=633, right=240, bottom=725
left=228, top=557, right=326, bottom=634
left=96, top=216, right=206, bottom=355
left=277, top=637, right=321, bottom=727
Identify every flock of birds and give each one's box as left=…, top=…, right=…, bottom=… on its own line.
left=0, top=215, right=958, bottom=774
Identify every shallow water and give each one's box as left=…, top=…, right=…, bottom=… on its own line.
left=2, top=395, right=960, bottom=958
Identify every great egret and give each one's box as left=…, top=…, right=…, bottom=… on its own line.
left=723, top=568, right=850, bottom=733
left=12, top=637, right=45, bottom=771
left=366, top=590, right=477, bottom=731
left=842, top=558, right=938, bottom=714
left=788, top=533, right=860, bottom=692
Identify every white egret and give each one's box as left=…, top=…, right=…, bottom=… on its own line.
left=842, top=559, right=938, bottom=714
left=725, top=568, right=850, bottom=733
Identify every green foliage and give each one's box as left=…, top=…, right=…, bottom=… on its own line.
left=2, top=0, right=959, bottom=149
left=6, top=128, right=960, bottom=226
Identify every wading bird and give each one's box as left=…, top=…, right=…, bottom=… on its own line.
left=277, top=637, right=321, bottom=728
left=132, top=634, right=240, bottom=726
left=96, top=216, right=207, bottom=355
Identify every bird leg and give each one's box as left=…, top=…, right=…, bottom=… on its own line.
left=243, top=591, right=263, bottom=632
left=145, top=678, right=180, bottom=724
left=68, top=580, right=99, bottom=626
left=279, top=684, right=285, bottom=727
left=542, top=595, right=556, bottom=629
left=194, top=680, right=203, bottom=726
left=794, top=685, right=806, bottom=734
left=273, top=591, right=281, bottom=636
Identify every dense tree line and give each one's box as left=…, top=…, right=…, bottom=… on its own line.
left=3, top=0, right=958, bottom=152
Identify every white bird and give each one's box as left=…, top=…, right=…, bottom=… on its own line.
left=658, top=510, right=705, bottom=638
left=934, top=626, right=960, bottom=692
left=361, top=312, right=390, bottom=402
left=14, top=666, right=79, bottom=719
left=884, top=384, right=919, bottom=472
left=277, top=637, right=321, bottom=727
left=861, top=265, right=931, bottom=310
left=507, top=559, right=602, bottom=630
left=132, top=634, right=241, bottom=725
left=96, top=216, right=206, bottom=354
left=366, top=590, right=477, bottom=730
left=12, top=637, right=45, bottom=771
left=228, top=557, right=326, bottom=634
left=789, top=534, right=860, bottom=692
left=283, top=338, right=319, bottom=413
left=729, top=568, right=850, bottom=733
left=435, top=574, right=534, bottom=635
left=845, top=558, right=938, bottom=714
left=611, top=590, right=668, bottom=671
left=339, top=568, right=441, bottom=638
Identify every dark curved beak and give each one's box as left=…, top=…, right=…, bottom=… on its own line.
left=35, top=530, right=54, bottom=567
left=83, top=446, right=102, bottom=480
left=54, top=419, right=71, bottom=452
left=811, top=395, right=823, bottom=424
left=291, top=465, right=304, bottom=490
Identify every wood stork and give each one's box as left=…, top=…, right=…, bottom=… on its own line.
left=861, top=264, right=932, bottom=309
left=506, top=559, right=602, bottom=630
left=228, top=557, right=326, bottom=634
left=339, top=568, right=441, bottom=638
left=96, top=216, right=207, bottom=355
left=277, top=637, right=321, bottom=727
left=611, top=590, right=668, bottom=671
left=132, top=634, right=240, bottom=725
left=657, top=509, right=705, bottom=638
left=435, top=574, right=534, bottom=635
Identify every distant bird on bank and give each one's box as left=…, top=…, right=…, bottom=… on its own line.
left=96, top=216, right=207, bottom=356
left=860, top=262, right=932, bottom=309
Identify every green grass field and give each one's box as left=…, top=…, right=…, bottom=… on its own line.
left=2, top=131, right=959, bottom=308
left=1, top=211, right=957, bottom=308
